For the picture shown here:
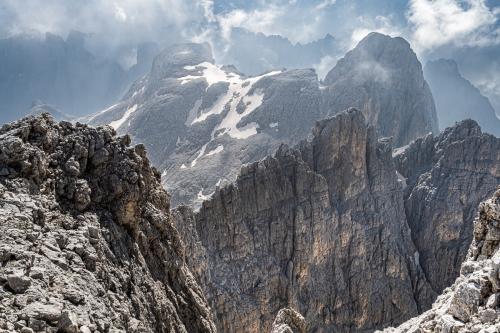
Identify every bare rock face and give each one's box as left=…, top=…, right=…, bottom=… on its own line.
left=380, top=189, right=500, bottom=333
left=270, top=308, right=306, bottom=333
left=174, top=108, right=435, bottom=333
left=322, top=32, right=438, bottom=147
left=0, top=114, right=216, bottom=333
left=89, top=33, right=437, bottom=208
left=394, top=120, right=500, bottom=294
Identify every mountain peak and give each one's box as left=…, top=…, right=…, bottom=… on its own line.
left=321, top=32, right=438, bottom=147
left=151, top=43, right=214, bottom=79
left=324, top=33, right=419, bottom=85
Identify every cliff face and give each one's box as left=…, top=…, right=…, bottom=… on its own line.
left=322, top=33, right=438, bottom=147
left=89, top=33, right=438, bottom=208
left=0, top=114, right=216, bottom=332
left=174, top=109, right=435, bottom=333
left=381, top=189, right=500, bottom=333
left=394, top=120, right=500, bottom=294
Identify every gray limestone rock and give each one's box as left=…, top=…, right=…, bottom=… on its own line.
left=174, top=109, right=435, bottom=333
left=380, top=189, right=500, bottom=333
left=394, top=119, right=500, bottom=294
left=0, top=113, right=216, bottom=333
left=89, top=33, right=438, bottom=208
left=322, top=32, right=438, bottom=147
left=424, top=59, right=500, bottom=137
left=270, top=308, right=306, bottom=333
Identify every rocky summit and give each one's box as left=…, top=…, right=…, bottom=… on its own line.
left=0, top=114, right=216, bottom=333
left=173, top=109, right=499, bottom=333
left=88, top=33, right=438, bottom=208
left=322, top=33, right=438, bottom=147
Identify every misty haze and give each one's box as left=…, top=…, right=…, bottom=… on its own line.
left=0, top=1, right=499, bottom=333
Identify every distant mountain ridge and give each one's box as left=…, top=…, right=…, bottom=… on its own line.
left=220, top=28, right=339, bottom=76
left=0, top=31, right=157, bottom=123
left=89, top=33, right=438, bottom=208
left=424, top=58, right=500, bottom=137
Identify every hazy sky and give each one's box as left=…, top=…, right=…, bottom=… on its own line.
left=1, top=0, right=500, bottom=109
left=1, top=0, right=498, bottom=54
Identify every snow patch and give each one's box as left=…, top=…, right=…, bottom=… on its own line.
left=215, top=89, right=269, bottom=139
left=392, top=144, right=410, bottom=157
left=87, top=103, right=120, bottom=122
left=396, top=170, right=407, bottom=190
left=269, top=122, right=279, bottom=128
left=190, top=143, right=208, bottom=167
left=131, top=86, right=146, bottom=98
left=206, top=145, right=224, bottom=156
left=180, top=164, right=187, bottom=169
left=109, top=104, right=138, bottom=130
left=183, top=64, right=280, bottom=128
left=197, top=189, right=213, bottom=201
left=180, top=62, right=234, bottom=87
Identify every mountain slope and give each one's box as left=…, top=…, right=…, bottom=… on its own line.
left=174, top=109, right=435, bottom=333
left=0, top=114, right=216, bottom=332
left=0, top=32, right=157, bottom=123
left=90, top=33, right=438, bottom=208
left=381, top=188, right=500, bottom=333
left=394, top=119, right=500, bottom=294
left=173, top=109, right=499, bottom=333
left=424, top=59, right=500, bottom=137
left=322, top=32, right=438, bottom=146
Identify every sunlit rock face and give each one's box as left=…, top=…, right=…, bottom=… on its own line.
left=174, top=109, right=436, bottom=333
left=90, top=33, right=438, bottom=209
left=322, top=32, right=438, bottom=147
left=173, top=110, right=499, bottom=333
left=0, top=114, right=217, bottom=332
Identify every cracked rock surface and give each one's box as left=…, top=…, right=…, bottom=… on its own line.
left=394, top=119, right=500, bottom=294
left=0, top=114, right=216, bottom=333
left=174, top=109, right=499, bottom=333
left=174, top=108, right=435, bottom=333
left=380, top=188, right=500, bottom=333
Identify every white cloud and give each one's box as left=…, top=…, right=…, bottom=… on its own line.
left=351, top=15, right=402, bottom=48
left=216, top=6, right=284, bottom=41
left=315, top=0, right=337, bottom=11
left=113, top=3, right=127, bottom=22
left=313, top=55, right=338, bottom=80
left=407, top=0, right=500, bottom=52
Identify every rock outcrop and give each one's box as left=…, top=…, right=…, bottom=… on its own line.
left=394, top=119, right=500, bottom=294
left=381, top=188, right=500, bottom=333
left=89, top=33, right=438, bottom=208
left=0, top=114, right=216, bottom=332
left=174, top=109, right=435, bottom=333
left=269, top=308, right=306, bottom=333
